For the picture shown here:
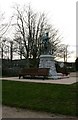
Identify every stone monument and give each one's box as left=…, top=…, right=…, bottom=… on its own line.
left=39, top=32, right=63, bottom=79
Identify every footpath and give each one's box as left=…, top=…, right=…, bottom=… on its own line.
left=0, top=76, right=77, bottom=85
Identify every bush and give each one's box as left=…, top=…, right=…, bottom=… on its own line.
left=2, top=67, right=20, bottom=77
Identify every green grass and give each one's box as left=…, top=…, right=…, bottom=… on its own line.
left=2, top=80, right=78, bottom=116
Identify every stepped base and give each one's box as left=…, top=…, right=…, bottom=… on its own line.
left=39, top=55, right=69, bottom=79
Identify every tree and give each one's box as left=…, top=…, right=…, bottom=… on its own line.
left=0, top=12, right=13, bottom=59
left=0, top=37, right=9, bottom=59
left=12, top=4, right=62, bottom=60
left=55, top=44, right=73, bottom=62
left=13, top=5, right=44, bottom=58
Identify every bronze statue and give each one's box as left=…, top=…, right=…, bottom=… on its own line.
left=42, top=32, right=50, bottom=54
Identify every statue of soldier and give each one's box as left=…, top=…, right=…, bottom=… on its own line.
left=42, top=32, right=50, bottom=54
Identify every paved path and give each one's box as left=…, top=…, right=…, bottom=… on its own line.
left=2, top=106, right=78, bottom=119
left=0, top=76, right=77, bottom=84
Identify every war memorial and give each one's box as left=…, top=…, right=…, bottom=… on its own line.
left=19, top=32, right=69, bottom=80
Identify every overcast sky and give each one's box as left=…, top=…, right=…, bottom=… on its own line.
left=0, top=0, right=76, bottom=62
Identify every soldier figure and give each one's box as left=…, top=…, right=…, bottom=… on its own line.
left=42, top=32, right=50, bottom=54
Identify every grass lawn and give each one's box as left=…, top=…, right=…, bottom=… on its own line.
left=2, top=80, right=78, bottom=116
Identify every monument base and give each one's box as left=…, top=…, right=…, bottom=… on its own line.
left=39, top=55, right=65, bottom=79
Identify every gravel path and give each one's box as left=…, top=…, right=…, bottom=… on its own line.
left=2, top=106, right=77, bottom=119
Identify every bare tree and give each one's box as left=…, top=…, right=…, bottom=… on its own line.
left=0, top=38, right=9, bottom=59
left=12, top=4, right=62, bottom=61
left=55, top=44, right=73, bottom=62
left=0, top=12, right=13, bottom=59
left=13, top=5, right=43, bottom=58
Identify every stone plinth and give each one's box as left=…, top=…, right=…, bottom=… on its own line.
left=39, top=55, right=63, bottom=79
